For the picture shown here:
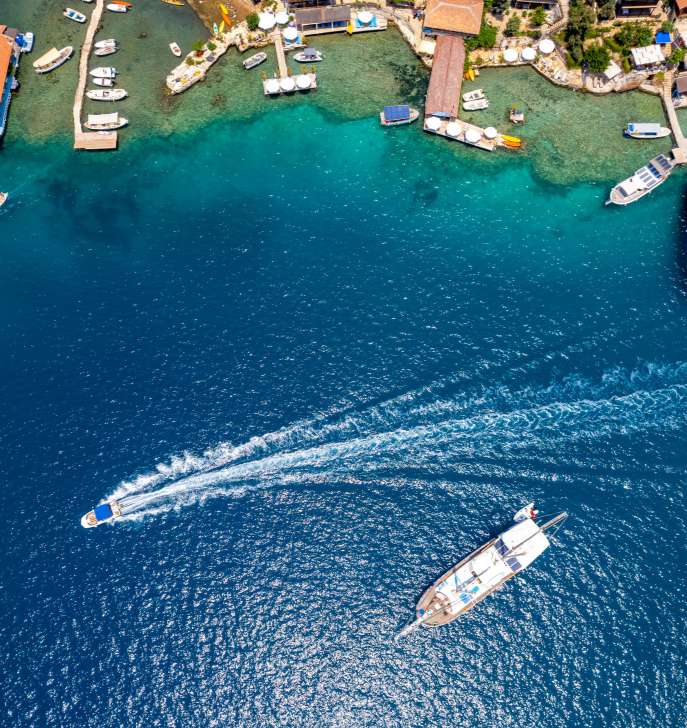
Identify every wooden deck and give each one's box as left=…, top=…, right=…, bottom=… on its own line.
left=424, top=116, right=497, bottom=152
left=73, top=0, right=118, bottom=150
left=271, top=30, right=289, bottom=79
left=425, top=35, right=465, bottom=118
left=262, top=73, right=317, bottom=96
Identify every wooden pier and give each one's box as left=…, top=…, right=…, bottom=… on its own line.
left=73, top=0, right=117, bottom=150
left=272, top=30, right=289, bottom=79
left=425, top=36, right=465, bottom=119
left=424, top=116, right=497, bottom=152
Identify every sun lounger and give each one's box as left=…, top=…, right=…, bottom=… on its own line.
left=356, top=18, right=362, bottom=27
left=372, top=16, right=377, bottom=26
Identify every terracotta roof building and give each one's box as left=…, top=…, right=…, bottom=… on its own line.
left=0, top=28, right=20, bottom=139
left=423, top=0, right=484, bottom=38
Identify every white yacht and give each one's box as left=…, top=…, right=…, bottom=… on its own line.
left=81, top=501, right=122, bottom=528
left=607, top=154, right=674, bottom=205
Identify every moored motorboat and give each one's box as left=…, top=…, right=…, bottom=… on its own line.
left=399, top=504, right=568, bottom=635
left=90, top=66, right=117, bottom=78
left=81, top=501, right=122, bottom=528
left=86, top=87, right=128, bottom=100
left=463, top=98, right=489, bottom=111
left=624, top=122, right=671, bottom=139
left=33, top=46, right=73, bottom=73
left=63, top=7, right=87, bottom=22
left=84, top=112, right=129, bottom=130
left=0, top=192, right=8, bottom=208
left=380, top=104, right=420, bottom=127
left=294, top=48, right=324, bottom=62
left=95, top=39, right=117, bottom=48
left=22, top=32, right=34, bottom=52
left=510, top=106, right=524, bottom=123
left=607, top=153, right=674, bottom=205
left=95, top=45, right=117, bottom=56
left=106, top=3, right=128, bottom=11
left=92, top=77, right=114, bottom=86
left=463, top=88, right=484, bottom=102
left=243, top=51, right=267, bottom=69
left=170, top=42, right=181, bottom=56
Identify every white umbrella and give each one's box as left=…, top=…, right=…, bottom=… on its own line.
left=258, top=13, right=276, bottom=30
left=280, top=76, right=295, bottom=92
left=445, top=122, right=461, bottom=138
left=425, top=116, right=442, bottom=131
left=539, top=38, right=555, bottom=54
left=503, top=48, right=518, bottom=63
left=296, top=74, right=311, bottom=89
left=265, top=78, right=281, bottom=94
left=521, top=47, right=536, bottom=61
left=283, top=26, right=298, bottom=40
left=465, top=128, right=481, bottom=144
left=275, top=12, right=290, bottom=24
left=483, top=126, right=498, bottom=139
left=358, top=10, right=373, bottom=23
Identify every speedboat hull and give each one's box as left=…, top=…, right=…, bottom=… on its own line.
left=95, top=46, right=117, bottom=56
left=90, top=66, right=117, bottom=78
left=81, top=501, right=122, bottom=528
left=170, top=42, right=181, bottom=56
left=95, top=39, right=117, bottom=48
left=106, top=4, right=128, bottom=11
left=22, top=32, right=34, bottom=52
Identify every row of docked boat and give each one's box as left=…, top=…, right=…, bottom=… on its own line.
left=462, top=88, right=489, bottom=112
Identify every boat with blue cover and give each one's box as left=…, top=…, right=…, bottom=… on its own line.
left=380, top=105, right=419, bottom=127
left=81, top=501, right=122, bottom=528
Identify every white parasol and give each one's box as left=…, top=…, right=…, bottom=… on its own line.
left=275, top=12, right=290, bottom=24
left=445, top=122, right=461, bottom=138
left=483, top=126, right=498, bottom=139
left=258, top=13, right=276, bottom=30
left=503, top=48, right=518, bottom=63
left=280, top=76, right=296, bottom=92
left=265, top=78, right=281, bottom=94
left=425, top=116, right=442, bottom=131
left=539, top=38, right=555, bottom=54
left=465, top=129, right=481, bottom=144
left=358, top=11, right=373, bottom=23
left=521, top=47, right=536, bottom=61
left=283, top=27, right=298, bottom=40
left=296, top=74, right=311, bottom=89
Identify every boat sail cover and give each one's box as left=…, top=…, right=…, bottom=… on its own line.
left=88, top=112, right=119, bottom=124
left=33, top=48, right=62, bottom=67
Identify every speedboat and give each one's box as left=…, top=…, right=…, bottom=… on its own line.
left=243, top=51, right=267, bottom=69
left=607, top=154, right=675, bottom=205
left=462, top=88, right=484, bottom=102
left=86, top=87, right=128, bottom=100
left=81, top=501, right=122, bottom=528
left=95, top=39, right=117, bottom=48
left=33, top=46, right=73, bottom=73
left=63, top=8, right=87, bottom=22
left=95, top=45, right=117, bottom=56
left=106, top=3, right=128, bottom=11
left=399, top=504, right=568, bottom=635
left=92, top=77, right=114, bottom=86
left=84, top=112, right=129, bottom=129
left=90, top=66, right=117, bottom=78
left=463, top=98, right=489, bottom=111
left=624, top=122, right=671, bottom=139
left=380, top=104, right=419, bottom=127
left=170, top=42, right=181, bottom=56
left=0, top=192, right=8, bottom=208
left=294, top=48, right=324, bottom=62
left=22, top=32, right=34, bottom=52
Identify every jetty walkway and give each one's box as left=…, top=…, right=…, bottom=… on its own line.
left=271, top=30, right=288, bottom=79
left=73, top=0, right=117, bottom=150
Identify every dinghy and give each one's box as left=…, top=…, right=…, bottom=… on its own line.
left=463, top=88, right=484, bottom=102
left=33, top=46, right=73, bottom=73
left=84, top=112, right=129, bottom=130
left=22, top=32, right=34, bottom=53
left=86, top=88, right=128, bottom=100
left=95, top=39, right=117, bottom=48
left=243, top=51, right=267, bottom=69
left=170, top=42, right=181, bottom=56
left=106, top=3, right=127, bottom=11
left=95, top=45, right=117, bottom=56
left=92, top=77, right=114, bottom=86
left=0, top=192, right=7, bottom=208
left=294, top=48, right=324, bottom=62
left=81, top=501, right=122, bottom=528
left=463, top=98, right=489, bottom=111
left=63, top=8, right=87, bottom=22
left=90, top=66, right=117, bottom=78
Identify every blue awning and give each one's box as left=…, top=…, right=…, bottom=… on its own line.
left=656, top=32, right=671, bottom=43
left=94, top=503, right=112, bottom=522
left=384, top=105, right=410, bottom=122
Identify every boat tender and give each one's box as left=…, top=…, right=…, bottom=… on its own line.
left=463, top=98, right=489, bottom=111
left=170, top=42, right=181, bottom=56
left=95, top=39, right=117, bottom=48
left=399, top=505, right=567, bottom=635
left=243, top=51, right=267, bottom=69
left=33, top=46, right=73, bottom=73
left=22, top=32, right=34, bottom=53
left=380, top=104, right=420, bottom=127
left=463, top=88, right=484, bottom=102
left=624, top=122, right=670, bottom=139
left=95, top=46, right=117, bottom=56
left=607, top=153, right=674, bottom=205
left=294, top=48, right=324, bottom=62
left=81, top=501, right=122, bottom=528
left=90, top=66, right=117, bottom=78
left=92, top=77, right=114, bottom=86
left=86, top=88, right=128, bottom=100
left=63, top=8, right=87, bottom=22
left=106, top=3, right=128, bottom=11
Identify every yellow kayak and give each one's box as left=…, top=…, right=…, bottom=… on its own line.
left=161, top=0, right=185, bottom=5
left=500, top=135, right=521, bottom=143
left=468, top=68, right=475, bottom=81
left=219, top=20, right=225, bottom=33
left=347, top=21, right=353, bottom=35
left=220, top=3, right=229, bottom=13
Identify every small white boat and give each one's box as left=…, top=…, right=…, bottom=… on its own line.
left=0, top=192, right=8, bottom=208
left=106, top=3, right=128, bottom=11
left=33, top=46, right=73, bottom=73
left=22, top=32, right=34, bottom=53
left=95, top=39, right=117, bottom=48
left=607, top=154, right=675, bottom=205
left=170, top=42, right=181, bottom=56
left=86, top=88, right=128, bottom=100
left=463, top=98, right=489, bottom=111
left=294, top=48, right=324, bottom=62
left=462, top=88, right=485, bottom=102
left=84, top=112, right=129, bottom=130
left=90, top=66, right=117, bottom=78
left=81, top=501, right=122, bottom=528
left=624, top=122, right=671, bottom=139
left=92, top=77, right=114, bottom=86
left=243, top=51, right=267, bottom=69
left=63, top=7, right=87, bottom=22
left=95, top=45, right=117, bottom=56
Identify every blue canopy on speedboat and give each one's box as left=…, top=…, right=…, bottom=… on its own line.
left=94, top=503, right=112, bottom=522
left=384, top=105, right=410, bottom=122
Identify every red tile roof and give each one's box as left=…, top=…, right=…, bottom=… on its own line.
left=425, top=35, right=465, bottom=116
left=0, top=34, right=14, bottom=100
left=424, top=0, right=483, bottom=37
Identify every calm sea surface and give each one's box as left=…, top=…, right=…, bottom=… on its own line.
left=1, top=1, right=687, bottom=726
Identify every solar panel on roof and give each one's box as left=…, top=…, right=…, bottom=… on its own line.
left=655, top=155, right=672, bottom=172
left=384, top=105, right=410, bottom=122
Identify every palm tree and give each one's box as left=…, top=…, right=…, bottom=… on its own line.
left=191, top=39, right=205, bottom=57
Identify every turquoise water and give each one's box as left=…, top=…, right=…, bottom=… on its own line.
left=2, top=2, right=687, bottom=727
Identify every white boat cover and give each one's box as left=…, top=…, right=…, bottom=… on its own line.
left=425, top=116, right=441, bottom=131
left=503, top=48, right=519, bottom=63
left=33, top=47, right=62, bottom=67
left=88, top=112, right=119, bottom=124
left=499, top=517, right=550, bottom=568
left=618, top=175, right=647, bottom=197
left=445, top=122, right=461, bottom=137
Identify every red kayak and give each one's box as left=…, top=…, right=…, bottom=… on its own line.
left=112, top=1, right=132, bottom=5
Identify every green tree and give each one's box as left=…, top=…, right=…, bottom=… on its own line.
left=191, top=39, right=205, bottom=57
left=246, top=12, right=260, bottom=31
left=598, top=0, right=615, bottom=20
left=661, top=20, right=674, bottom=32
left=566, top=0, right=595, bottom=62
left=530, top=6, right=546, bottom=26
left=506, top=14, right=521, bottom=35
left=584, top=42, right=611, bottom=72
left=476, top=23, right=498, bottom=47
left=670, top=46, right=687, bottom=63
left=614, top=21, right=652, bottom=49
left=492, top=0, right=509, bottom=13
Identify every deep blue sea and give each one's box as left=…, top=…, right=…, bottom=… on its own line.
left=2, top=2, right=687, bottom=726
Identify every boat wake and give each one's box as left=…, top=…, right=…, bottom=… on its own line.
left=105, top=362, right=687, bottom=522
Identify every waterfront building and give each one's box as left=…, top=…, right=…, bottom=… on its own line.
left=630, top=44, right=665, bottom=69
left=422, top=0, right=483, bottom=40
left=616, top=0, right=661, bottom=17
left=0, top=25, right=22, bottom=140
left=294, top=6, right=351, bottom=34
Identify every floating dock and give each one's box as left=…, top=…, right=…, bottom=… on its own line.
left=262, top=73, right=317, bottom=96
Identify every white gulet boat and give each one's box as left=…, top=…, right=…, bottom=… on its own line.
left=606, top=154, right=674, bottom=205
left=398, top=504, right=567, bottom=635
left=84, top=112, right=128, bottom=130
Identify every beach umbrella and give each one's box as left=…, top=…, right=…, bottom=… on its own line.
left=465, top=128, right=481, bottom=144
left=483, top=126, right=498, bottom=139
left=358, top=10, right=373, bottom=23
left=280, top=77, right=296, bottom=92
left=521, top=47, right=536, bottom=61
left=296, top=74, right=311, bottom=89
left=425, top=116, right=442, bottom=131
left=275, top=11, right=290, bottom=24
left=539, top=38, right=555, bottom=54
left=445, top=122, right=461, bottom=138
left=258, top=13, right=276, bottom=30
left=503, top=48, right=518, bottom=63
left=283, top=27, right=298, bottom=40
left=265, top=78, right=281, bottom=94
